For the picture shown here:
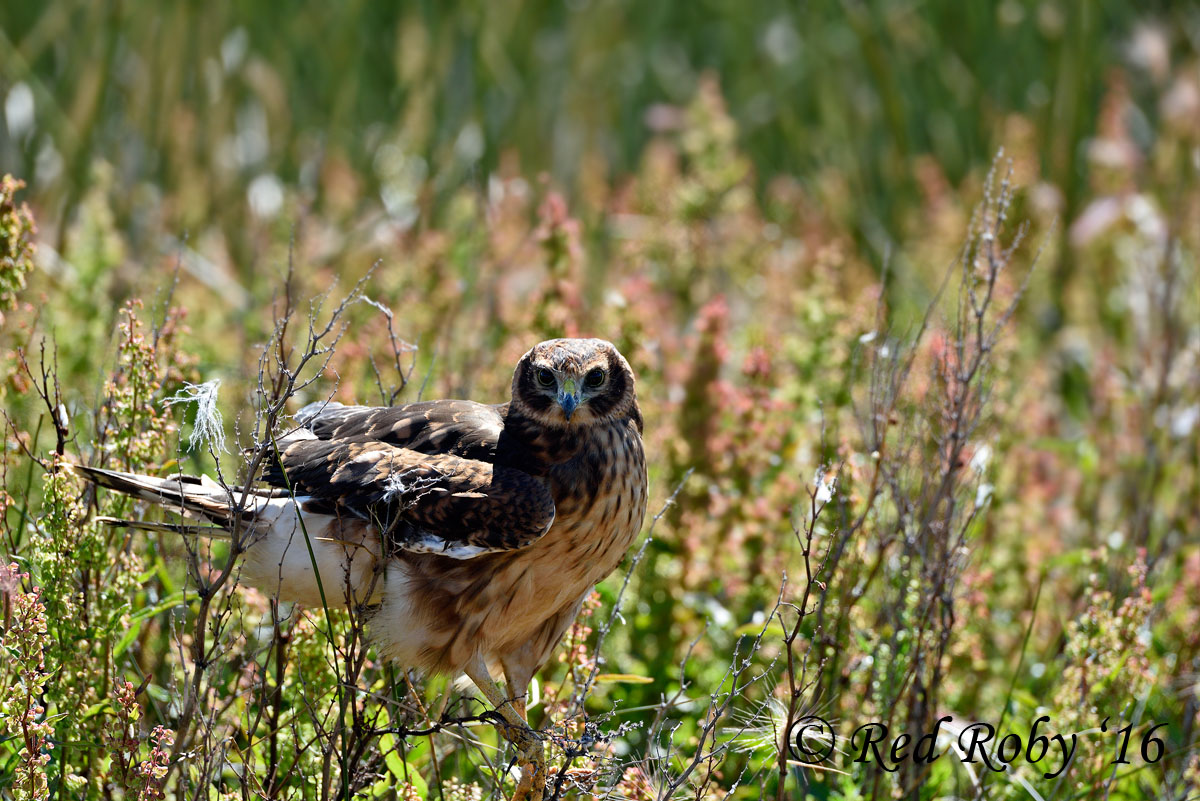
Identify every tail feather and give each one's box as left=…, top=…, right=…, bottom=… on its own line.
left=71, top=462, right=383, bottom=609
left=65, top=463, right=259, bottom=525
left=94, top=515, right=233, bottom=539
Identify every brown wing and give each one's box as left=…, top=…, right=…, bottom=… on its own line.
left=294, top=400, right=505, bottom=461
left=263, top=436, right=554, bottom=558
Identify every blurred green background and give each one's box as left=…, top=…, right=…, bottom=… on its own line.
left=1, top=0, right=1190, bottom=317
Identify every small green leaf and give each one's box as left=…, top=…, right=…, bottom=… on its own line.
left=733, top=619, right=787, bottom=638
left=113, top=590, right=186, bottom=657
left=378, top=713, right=428, bottom=797
left=594, top=673, right=654, bottom=684
left=80, top=701, right=112, bottom=720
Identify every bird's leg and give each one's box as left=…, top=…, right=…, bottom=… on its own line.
left=501, top=665, right=540, bottom=799
left=504, top=670, right=529, bottom=723
left=464, top=655, right=527, bottom=731
left=465, top=657, right=545, bottom=801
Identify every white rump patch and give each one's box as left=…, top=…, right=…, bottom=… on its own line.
left=239, top=495, right=381, bottom=607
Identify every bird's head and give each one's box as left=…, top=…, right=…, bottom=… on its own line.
left=511, top=338, right=639, bottom=428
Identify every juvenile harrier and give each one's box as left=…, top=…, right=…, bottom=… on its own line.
left=75, top=338, right=648, bottom=801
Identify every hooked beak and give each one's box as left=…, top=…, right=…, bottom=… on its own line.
left=557, top=378, right=581, bottom=421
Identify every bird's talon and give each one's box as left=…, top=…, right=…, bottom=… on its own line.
left=505, top=729, right=545, bottom=801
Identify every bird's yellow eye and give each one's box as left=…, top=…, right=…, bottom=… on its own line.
left=584, top=367, right=606, bottom=388
left=536, top=368, right=556, bottom=387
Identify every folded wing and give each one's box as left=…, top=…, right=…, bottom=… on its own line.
left=294, top=400, right=505, bottom=461
left=263, top=436, right=554, bottom=559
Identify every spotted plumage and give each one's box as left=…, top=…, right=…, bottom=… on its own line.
left=74, top=338, right=648, bottom=715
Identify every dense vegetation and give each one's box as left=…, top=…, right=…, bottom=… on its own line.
left=1, top=3, right=1198, bottom=799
